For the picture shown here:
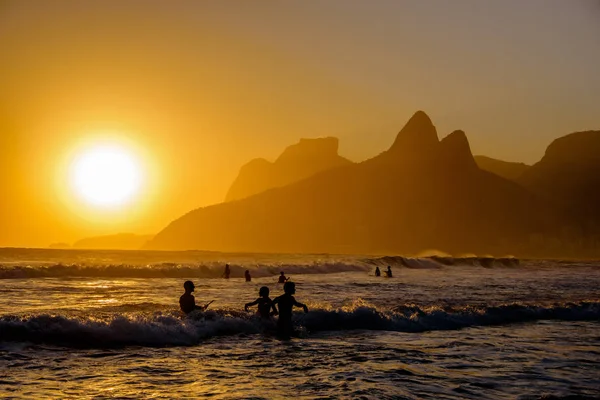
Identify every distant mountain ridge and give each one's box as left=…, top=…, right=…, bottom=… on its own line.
left=474, top=156, right=530, bottom=181
left=225, top=137, right=352, bottom=201
left=147, top=111, right=577, bottom=256
left=73, top=233, right=154, bottom=250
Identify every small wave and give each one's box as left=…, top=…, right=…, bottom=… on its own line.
left=364, top=255, right=519, bottom=269
left=429, top=256, right=520, bottom=268
left=0, top=255, right=523, bottom=279
left=0, top=311, right=258, bottom=348
left=0, top=301, right=597, bottom=348
left=0, top=262, right=370, bottom=279
left=0, top=255, right=536, bottom=279
left=304, top=301, right=598, bottom=333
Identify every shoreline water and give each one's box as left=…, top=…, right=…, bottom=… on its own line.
left=1, top=251, right=599, bottom=398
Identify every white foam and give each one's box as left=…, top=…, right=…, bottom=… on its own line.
left=1, top=301, right=597, bottom=348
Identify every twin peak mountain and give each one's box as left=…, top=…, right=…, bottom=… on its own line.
left=226, top=111, right=476, bottom=202
left=147, top=111, right=600, bottom=256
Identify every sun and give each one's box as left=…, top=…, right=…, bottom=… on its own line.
left=69, top=143, right=144, bottom=208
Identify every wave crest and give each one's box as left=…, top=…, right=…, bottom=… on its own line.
left=0, top=256, right=524, bottom=279
left=1, top=301, right=597, bottom=348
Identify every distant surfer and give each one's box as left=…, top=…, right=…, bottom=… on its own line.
left=245, top=286, right=277, bottom=319
left=385, top=266, right=392, bottom=278
left=375, top=267, right=381, bottom=277
left=245, top=270, right=251, bottom=282
left=272, top=282, right=308, bottom=339
left=179, top=281, right=212, bottom=314
left=223, top=264, right=231, bottom=279
left=278, top=271, right=289, bottom=283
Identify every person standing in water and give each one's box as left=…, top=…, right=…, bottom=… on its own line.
left=385, top=266, right=392, bottom=278
left=245, top=286, right=277, bottom=319
left=223, top=264, right=231, bottom=279
left=245, top=270, right=251, bottom=282
left=278, top=271, right=289, bottom=283
left=179, top=281, right=210, bottom=314
left=375, top=267, right=381, bottom=277
left=272, top=281, right=308, bottom=339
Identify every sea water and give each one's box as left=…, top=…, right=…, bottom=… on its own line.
left=1, top=249, right=599, bottom=399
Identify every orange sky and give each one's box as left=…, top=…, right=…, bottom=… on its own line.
left=1, top=1, right=599, bottom=247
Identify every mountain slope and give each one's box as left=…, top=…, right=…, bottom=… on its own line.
left=225, top=137, right=352, bottom=201
left=474, top=156, right=529, bottom=181
left=519, top=130, right=600, bottom=234
left=147, top=111, right=562, bottom=255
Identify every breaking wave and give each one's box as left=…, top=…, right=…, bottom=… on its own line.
left=0, top=256, right=524, bottom=279
left=1, top=301, right=597, bottom=348
left=364, top=255, right=520, bottom=269
left=0, top=262, right=369, bottom=279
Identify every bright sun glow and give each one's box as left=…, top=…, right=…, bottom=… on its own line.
left=70, top=143, right=143, bottom=208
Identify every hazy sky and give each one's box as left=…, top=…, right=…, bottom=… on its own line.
left=1, top=1, right=599, bottom=247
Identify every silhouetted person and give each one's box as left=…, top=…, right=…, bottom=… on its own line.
left=272, top=281, right=308, bottom=339
left=245, top=286, right=277, bottom=319
left=223, top=264, right=231, bottom=279
left=278, top=271, right=289, bottom=283
left=375, top=267, right=381, bottom=277
left=385, top=266, right=392, bottom=278
left=179, top=280, right=209, bottom=314
left=245, top=270, right=251, bottom=282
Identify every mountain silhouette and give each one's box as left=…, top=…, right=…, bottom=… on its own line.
left=147, top=111, right=563, bottom=255
left=73, top=233, right=154, bottom=250
left=474, top=156, right=530, bottom=181
left=49, top=242, right=71, bottom=249
left=519, top=130, right=600, bottom=237
left=225, top=137, right=352, bottom=201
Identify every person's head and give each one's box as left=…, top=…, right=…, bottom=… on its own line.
left=280, top=271, right=285, bottom=276
left=245, top=270, right=250, bottom=274
left=283, top=281, right=296, bottom=295
left=259, top=286, right=269, bottom=297
left=183, top=280, right=195, bottom=293
left=387, top=266, right=391, bottom=270
left=376, top=266, right=380, bottom=270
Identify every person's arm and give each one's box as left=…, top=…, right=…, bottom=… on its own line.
left=270, top=300, right=279, bottom=316
left=293, top=298, right=309, bottom=313
left=197, top=300, right=214, bottom=311
left=245, top=299, right=259, bottom=312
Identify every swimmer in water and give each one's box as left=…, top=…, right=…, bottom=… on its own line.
left=278, top=271, right=289, bottom=283
left=272, top=281, right=308, bottom=339
left=245, top=286, right=278, bottom=319
left=179, top=281, right=210, bottom=314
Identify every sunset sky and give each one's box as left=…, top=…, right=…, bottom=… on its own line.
left=1, top=0, right=599, bottom=247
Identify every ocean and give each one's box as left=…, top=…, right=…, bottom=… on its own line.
left=1, top=248, right=599, bottom=399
